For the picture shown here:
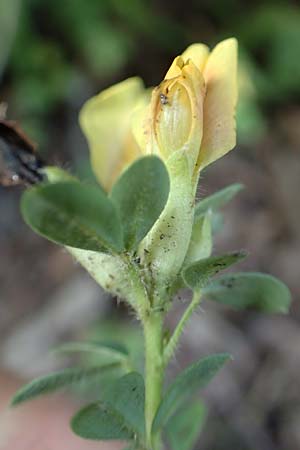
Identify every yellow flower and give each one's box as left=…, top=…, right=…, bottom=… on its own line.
left=80, top=38, right=237, bottom=191
left=78, top=38, right=238, bottom=295
left=134, top=38, right=238, bottom=175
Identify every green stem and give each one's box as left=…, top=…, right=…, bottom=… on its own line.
left=163, top=290, right=202, bottom=366
left=143, top=312, right=164, bottom=449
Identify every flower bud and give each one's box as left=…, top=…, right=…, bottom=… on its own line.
left=133, top=39, right=237, bottom=183
left=147, top=58, right=205, bottom=175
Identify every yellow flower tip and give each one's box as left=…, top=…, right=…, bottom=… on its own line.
left=79, top=77, right=145, bottom=191
left=165, top=55, right=185, bottom=79
left=181, top=43, right=210, bottom=72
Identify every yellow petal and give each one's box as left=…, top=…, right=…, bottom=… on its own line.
left=181, top=43, right=209, bottom=72
left=130, top=89, right=152, bottom=155
left=198, top=38, right=238, bottom=170
left=79, top=77, right=144, bottom=191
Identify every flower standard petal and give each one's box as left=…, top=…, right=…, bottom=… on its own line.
left=130, top=90, right=152, bottom=155
left=79, top=77, right=144, bottom=191
left=197, top=38, right=238, bottom=170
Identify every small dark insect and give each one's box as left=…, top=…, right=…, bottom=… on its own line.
left=0, top=119, right=44, bottom=186
left=159, top=93, right=168, bottom=105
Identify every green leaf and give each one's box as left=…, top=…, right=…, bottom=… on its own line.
left=182, top=251, right=247, bottom=290
left=21, top=181, right=124, bottom=253
left=195, top=183, right=244, bottom=219
left=71, top=372, right=145, bottom=441
left=11, top=366, right=114, bottom=406
left=184, top=211, right=212, bottom=267
left=71, top=402, right=133, bottom=440
left=103, top=372, right=145, bottom=437
left=152, top=353, right=230, bottom=433
left=166, top=400, right=207, bottom=450
left=53, top=340, right=129, bottom=363
left=110, top=156, right=170, bottom=250
left=203, top=272, right=291, bottom=313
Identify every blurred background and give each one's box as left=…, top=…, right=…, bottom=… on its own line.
left=0, top=0, right=300, bottom=449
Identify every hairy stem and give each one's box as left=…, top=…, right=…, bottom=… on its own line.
left=143, top=312, right=164, bottom=449
left=163, top=290, right=202, bottom=366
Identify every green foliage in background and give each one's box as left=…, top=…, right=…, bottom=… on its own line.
left=1, top=0, right=300, bottom=146
left=1, top=0, right=183, bottom=122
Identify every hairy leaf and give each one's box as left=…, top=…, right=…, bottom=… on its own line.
left=204, top=272, right=291, bottom=313
left=72, top=372, right=145, bottom=441
left=53, top=340, right=129, bottom=363
left=184, top=211, right=212, bottom=266
left=71, top=401, right=133, bottom=440
left=195, top=183, right=243, bottom=219
left=103, top=372, right=145, bottom=437
left=11, top=366, right=114, bottom=406
left=110, top=156, right=170, bottom=250
left=21, top=181, right=124, bottom=252
left=182, top=251, right=247, bottom=290
left=166, top=400, right=207, bottom=450
left=152, top=353, right=230, bottom=432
